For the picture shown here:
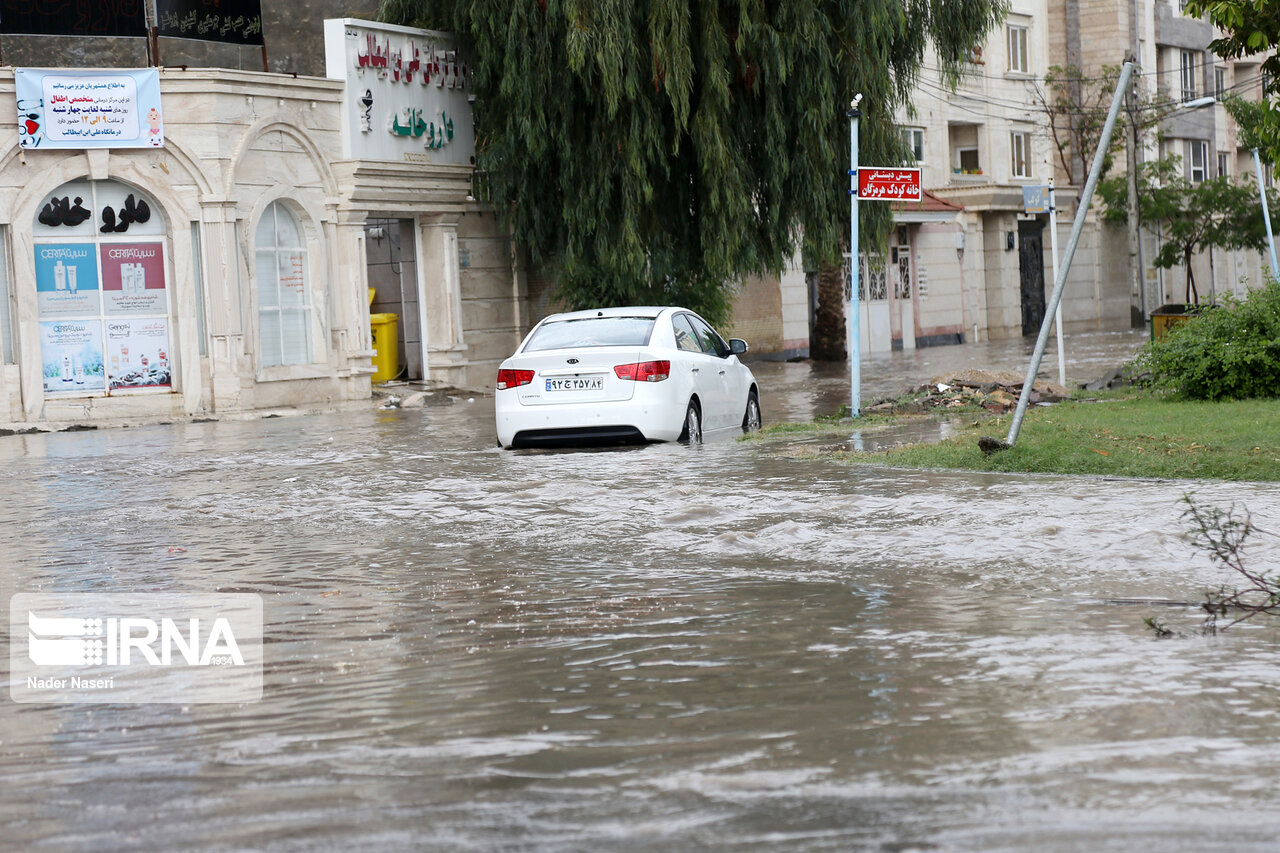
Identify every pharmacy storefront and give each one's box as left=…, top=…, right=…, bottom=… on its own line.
left=0, top=64, right=382, bottom=426
left=0, top=21, right=504, bottom=428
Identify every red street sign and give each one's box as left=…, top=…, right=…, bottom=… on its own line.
left=858, top=167, right=921, bottom=202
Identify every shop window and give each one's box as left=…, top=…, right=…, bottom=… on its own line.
left=255, top=202, right=312, bottom=368
left=32, top=179, right=170, bottom=397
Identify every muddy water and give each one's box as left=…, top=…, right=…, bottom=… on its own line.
left=6, top=333, right=1280, bottom=851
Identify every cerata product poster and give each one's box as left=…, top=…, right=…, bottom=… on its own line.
left=40, top=320, right=106, bottom=395
left=35, top=243, right=100, bottom=318
left=101, top=242, right=167, bottom=316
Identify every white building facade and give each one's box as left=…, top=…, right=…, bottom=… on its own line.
left=888, top=0, right=1127, bottom=351
left=885, top=0, right=1275, bottom=354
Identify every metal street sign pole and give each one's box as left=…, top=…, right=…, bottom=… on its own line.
left=1001, top=60, right=1133, bottom=450
left=848, top=95, right=863, bottom=418
left=1048, top=177, right=1065, bottom=387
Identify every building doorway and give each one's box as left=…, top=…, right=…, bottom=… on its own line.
left=1018, top=219, right=1046, bottom=336
left=365, top=218, right=423, bottom=380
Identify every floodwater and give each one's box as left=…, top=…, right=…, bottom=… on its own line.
left=5, top=330, right=1280, bottom=851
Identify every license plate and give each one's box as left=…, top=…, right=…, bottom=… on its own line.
left=545, top=376, right=604, bottom=392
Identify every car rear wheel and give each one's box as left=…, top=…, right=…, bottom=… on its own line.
left=742, top=390, right=762, bottom=433
left=678, top=400, right=702, bottom=444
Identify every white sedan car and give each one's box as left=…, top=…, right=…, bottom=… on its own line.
left=495, top=306, right=761, bottom=448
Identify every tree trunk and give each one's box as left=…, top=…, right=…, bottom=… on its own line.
left=1185, top=249, right=1199, bottom=304
left=811, top=260, right=847, bottom=361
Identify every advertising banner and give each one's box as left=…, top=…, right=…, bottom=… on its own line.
left=0, top=1, right=146, bottom=37
left=155, top=0, right=264, bottom=46
left=101, top=242, right=167, bottom=316
left=40, top=320, right=106, bottom=395
left=35, top=243, right=99, bottom=318
left=16, top=68, right=164, bottom=150
left=105, top=317, right=171, bottom=391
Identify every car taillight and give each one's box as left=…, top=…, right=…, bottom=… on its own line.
left=496, top=368, right=534, bottom=390
left=614, top=360, right=670, bottom=382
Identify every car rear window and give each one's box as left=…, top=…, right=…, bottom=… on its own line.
left=523, top=316, right=656, bottom=351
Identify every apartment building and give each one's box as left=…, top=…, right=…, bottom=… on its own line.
left=889, top=0, right=1273, bottom=353
left=890, top=0, right=1131, bottom=351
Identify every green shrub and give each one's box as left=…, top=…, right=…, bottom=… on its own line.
left=1138, top=279, right=1280, bottom=400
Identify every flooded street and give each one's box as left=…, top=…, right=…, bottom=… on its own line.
left=5, top=330, right=1280, bottom=851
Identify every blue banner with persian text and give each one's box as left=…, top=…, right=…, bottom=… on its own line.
left=16, top=68, right=164, bottom=150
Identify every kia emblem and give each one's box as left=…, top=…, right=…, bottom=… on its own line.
left=566, top=358, right=579, bottom=364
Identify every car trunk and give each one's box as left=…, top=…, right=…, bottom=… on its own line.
left=513, top=348, right=642, bottom=406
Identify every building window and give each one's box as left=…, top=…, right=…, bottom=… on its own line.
left=1181, top=50, right=1198, bottom=102
left=1011, top=131, right=1032, bottom=178
left=900, top=127, right=925, bottom=163
left=957, top=147, right=981, bottom=174
left=1215, top=67, right=1226, bottom=99
left=255, top=201, right=312, bottom=367
left=1218, top=151, right=1230, bottom=178
left=1007, top=25, right=1028, bottom=74
left=1188, top=140, right=1208, bottom=182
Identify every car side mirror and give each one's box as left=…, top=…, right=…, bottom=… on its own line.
left=728, top=338, right=748, bottom=355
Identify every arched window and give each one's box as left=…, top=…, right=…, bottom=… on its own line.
left=255, top=202, right=312, bottom=367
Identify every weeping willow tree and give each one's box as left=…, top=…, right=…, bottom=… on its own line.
left=378, top=0, right=1003, bottom=325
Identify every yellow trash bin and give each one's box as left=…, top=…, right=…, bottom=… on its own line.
left=370, top=312, right=399, bottom=382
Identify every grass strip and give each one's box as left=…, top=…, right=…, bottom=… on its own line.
left=757, top=393, right=1280, bottom=482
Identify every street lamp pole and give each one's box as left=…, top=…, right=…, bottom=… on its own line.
left=847, top=94, right=863, bottom=417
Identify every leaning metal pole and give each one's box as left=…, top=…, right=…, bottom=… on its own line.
left=1002, top=61, right=1133, bottom=449
left=1252, top=148, right=1279, bottom=280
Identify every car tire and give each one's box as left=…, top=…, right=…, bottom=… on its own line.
left=678, top=400, right=702, bottom=444
left=742, top=390, right=762, bottom=433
